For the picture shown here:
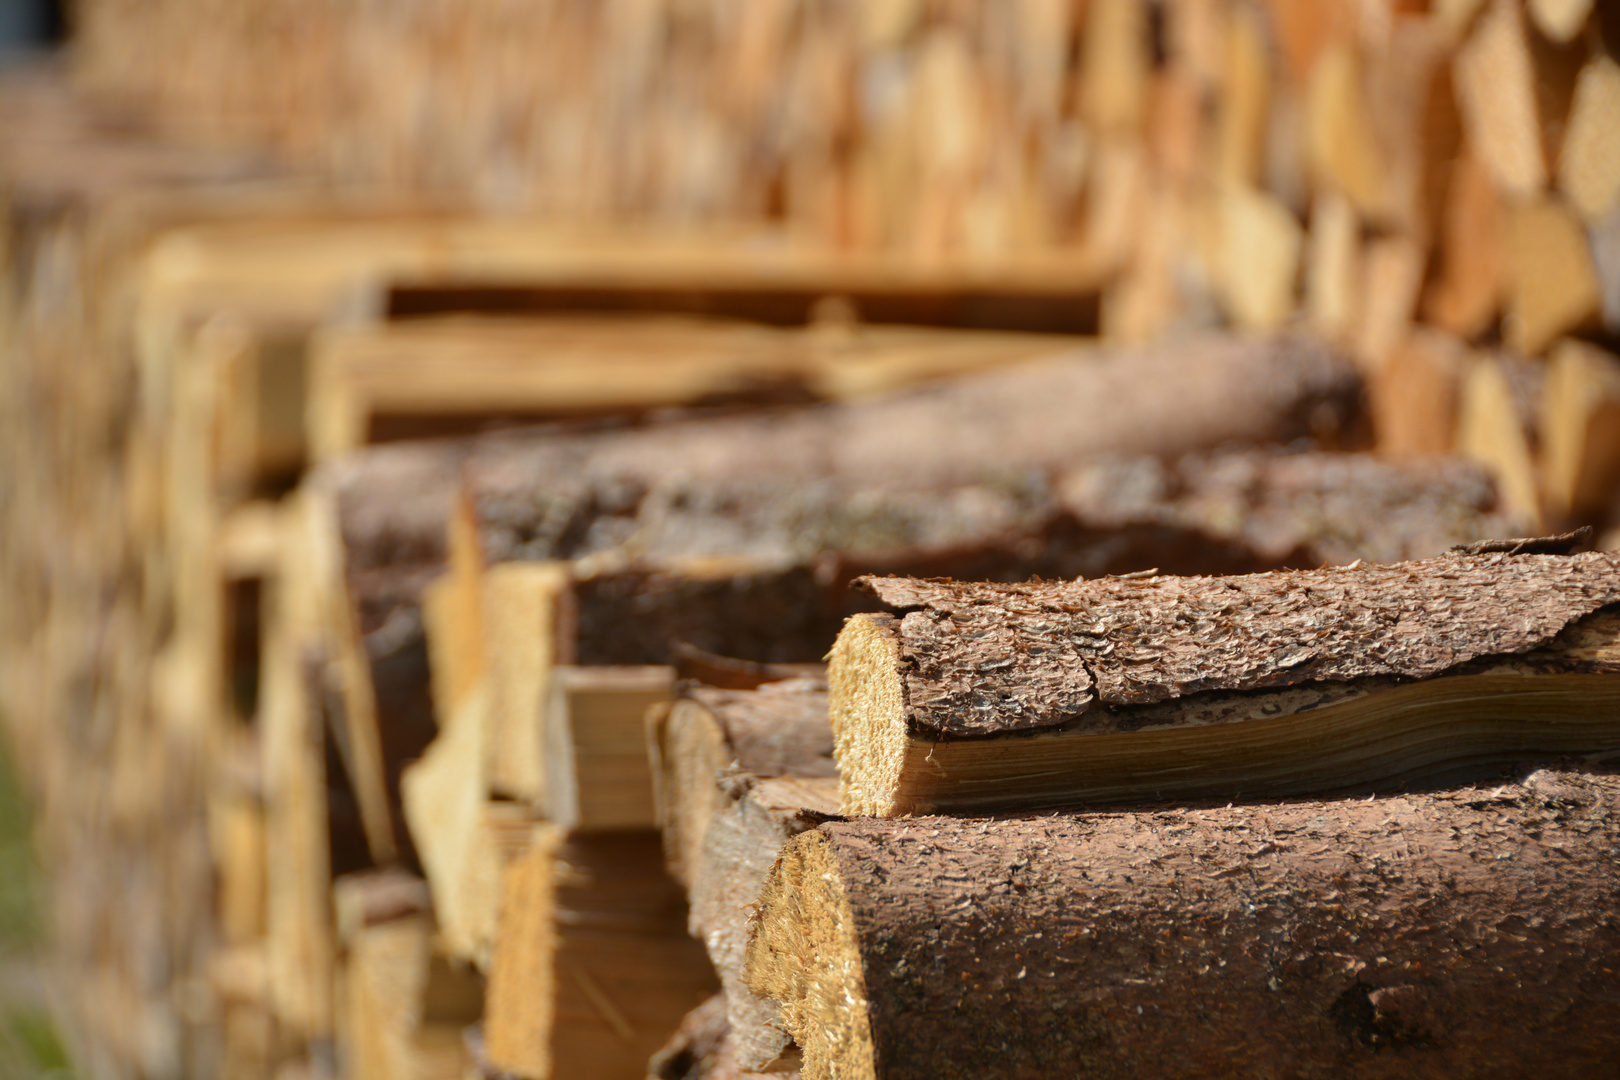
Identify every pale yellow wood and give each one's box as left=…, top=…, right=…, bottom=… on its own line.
left=1217, top=4, right=1269, bottom=188
left=1454, top=0, right=1546, bottom=199
left=1080, top=137, right=1148, bottom=277
left=1436, top=0, right=1488, bottom=38
left=1082, top=0, right=1149, bottom=136
left=1528, top=0, right=1593, bottom=43
left=261, top=495, right=336, bottom=1041
left=1355, top=234, right=1426, bottom=373
left=422, top=495, right=487, bottom=723
left=483, top=562, right=571, bottom=805
left=1457, top=356, right=1543, bottom=531
left=1217, top=183, right=1303, bottom=332
left=1558, top=56, right=1620, bottom=224
left=484, top=826, right=564, bottom=1080
left=545, top=666, right=676, bottom=831
left=1306, top=190, right=1360, bottom=342
left=217, top=500, right=282, bottom=581
left=1541, top=339, right=1620, bottom=527
left=1306, top=43, right=1388, bottom=220
left=400, top=682, right=500, bottom=967
left=1506, top=196, right=1601, bottom=355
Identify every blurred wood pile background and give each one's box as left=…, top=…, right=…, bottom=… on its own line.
left=0, top=1, right=1618, bottom=1078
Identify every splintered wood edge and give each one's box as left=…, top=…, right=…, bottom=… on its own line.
left=829, top=615, right=908, bottom=818
left=746, top=831, right=875, bottom=1080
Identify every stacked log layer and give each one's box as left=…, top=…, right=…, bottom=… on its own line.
left=747, top=768, right=1620, bottom=1080
left=831, top=549, right=1620, bottom=815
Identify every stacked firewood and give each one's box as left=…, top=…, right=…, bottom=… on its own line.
left=4, top=3, right=1620, bottom=1079
left=61, top=0, right=1620, bottom=538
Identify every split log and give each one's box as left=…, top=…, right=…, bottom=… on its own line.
left=747, top=768, right=1620, bottom=1080
left=1505, top=196, right=1601, bottom=355
left=1541, top=339, right=1620, bottom=528
left=1558, top=55, right=1620, bottom=224
left=334, top=869, right=482, bottom=1080
left=1454, top=0, right=1546, bottom=200
left=338, top=437, right=1511, bottom=844
left=648, top=678, right=837, bottom=1071
left=480, top=830, right=720, bottom=1080
left=1457, top=353, right=1544, bottom=531
left=830, top=548, right=1620, bottom=816
left=321, top=334, right=1369, bottom=841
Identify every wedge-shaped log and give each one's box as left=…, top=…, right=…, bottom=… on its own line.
left=831, top=549, right=1620, bottom=816
left=748, top=770, right=1620, bottom=1080
left=648, top=678, right=837, bottom=1071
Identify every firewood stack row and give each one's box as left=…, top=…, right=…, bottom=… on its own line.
left=0, top=2, right=1619, bottom=1079
left=60, top=0, right=1620, bottom=539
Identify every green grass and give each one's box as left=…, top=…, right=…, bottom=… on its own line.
left=0, top=726, right=77, bottom=1080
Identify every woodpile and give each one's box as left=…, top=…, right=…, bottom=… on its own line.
left=5, top=3, right=1620, bottom=1079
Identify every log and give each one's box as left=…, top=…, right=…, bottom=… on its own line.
left=1505, top=196, right=1601, bottom=355
left=648, top=678, right=837, bottom=1071
left=1557, top=54, right=1620, bottom=224
left=830, top=549, right=1620, bottom=816
left=1541, top=339, right=1620, bottom=529
left=479, top=830, right=719, bottom=1080
left=334, top=870, right=483, bottom=1080
left=1369, top=329, right=1466, bottom=457
left=544, top=665, right=676, bottom=831
left=306, top=315, right=1092, bottom=463
left=1456, top=353, right=1543, bottom=531
left=1423, top=149, right=1504, bottom=340
left=1454, top=0, right=1546, bottom=200
left=746, top=768, right=1620, bottom=1080
left=341, top=439, right=1512, bottom=851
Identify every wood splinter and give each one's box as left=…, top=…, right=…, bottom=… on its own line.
left=830, top=549, right=1620, bottom=817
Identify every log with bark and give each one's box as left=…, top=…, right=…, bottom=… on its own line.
left=330, top=429, right=1510, bottom=850
left=746, top=767, right=1620, bottom=1080
left=648, top=678, right=837, bottom=1072
left=831, top=546, right=1620, bottom=817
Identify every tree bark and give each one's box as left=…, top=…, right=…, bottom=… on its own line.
left=748, top=768, right=1620, bottom=1080
left=832, top=550, right=1620, bottom=815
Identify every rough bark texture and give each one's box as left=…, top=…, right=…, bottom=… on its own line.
left=859, top=550, right=1620, bottom=738
left=465, top=333, right=1365, bottom=542
left=749, top=768, right=1620, bottom=1080
left=692, top=682, right=838, bottom=780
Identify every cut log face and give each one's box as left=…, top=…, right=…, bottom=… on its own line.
left=748, top=769, right=1620, bottom=1080
left=831, top=551, right=1620, bottom=815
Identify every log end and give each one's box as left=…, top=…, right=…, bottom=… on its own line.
left=829, top=615, right=907, bottom=817
left=745, top=830, right=874, bottom=1080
